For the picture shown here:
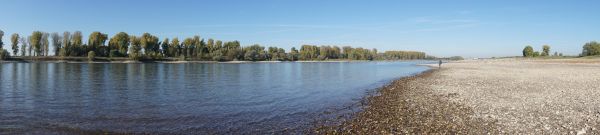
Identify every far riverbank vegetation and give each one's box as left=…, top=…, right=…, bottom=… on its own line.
left=0, top=30, right=434, bottom=62
left=521, top=41, right=600, bottom=58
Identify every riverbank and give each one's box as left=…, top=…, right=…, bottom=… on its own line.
left=315, top=58, right=600, bottom=134
left=1, top=56, right=433, bottom=63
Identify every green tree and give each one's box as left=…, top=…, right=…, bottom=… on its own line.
left=19, top=37, right=27, bottom=56
left=210, top=40, right=224, bottom=61
left=267, top=47, right=277, bottom=60
left=216, top=40, right=223, bottom=49
left=211, top=49, right=225, bottom=61
left=342, top=46, right=353, bottom=59
left=29, top=31, right=44, bottom=56
left=383, top=51, right=426, bottom=60
left=170, top=38, right=180, bottom=57
left=371, top=48, right=378, bottom=60
left=62, top=31, right=71, bottom=56
left=278, top=48, right=286, bottom=61
left=332, top=46, right=341, bottom=58
left=129, top=35, right=142, bottom=60
left=0, top=30, right=4, bottom=49
left=533, top=51, right=540, bottom=57
left=244, top=50, right=259, bottom=61
left=192, top=36, right=206, bottom=59
left=0, top=31, right=7, bottom=59
left=300, top=45, right=319, bottom=60
left=0, top=49, right=8, bottom=60
left=41, top=33, right=49, bottom=56
left=27, top=37, right=33, bottom=56
left=265, top=47, right=287, bottom=61
left=11, top=33, right=19, bottom=56
left=206, top=38, right=215, bottom=52
left=582, top=41, right=600, bottom=56
left=448, top=56, right=464, bottom=60
left=243, top=44, right=266, bottom=61
left=288, top=47, right=299, bottom=61
left=70, top=31, right=83, bottom=56
left=223, top=41, right=242, bottom=61
left=182, top=37, right=194, bottom=58
left=51, top=33, right=62, bottom=56
left=318, top=46, right=331, bottom=60
left=108, top=32, right=130, bottom=56
left=140, top=33, right=159, bottom=55
left=522, top=45, right=534, bottom=57
left=541, top=45, right=550, bottom=56
left=161, top=38, right=170, bottom=56
left=88, top=31, right=108, bottom=54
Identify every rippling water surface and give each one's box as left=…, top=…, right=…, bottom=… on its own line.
left=0, top=61, right=429, bottom=134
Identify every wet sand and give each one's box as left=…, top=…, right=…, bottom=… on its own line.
left=316, top=58, right=600, bottom=134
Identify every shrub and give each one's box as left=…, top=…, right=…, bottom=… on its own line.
left=109, top=50, right=121, bottom=58
left=317, top=55, right=327, bottom=60
left=88, top=51, right=96, bottom=61
left=448, top=56, right=464, bottom=60
left=522, top=46, right=534, bottom=57
left=0, top=49, right=9, bottom=60
left=145, top=52, right=163, bottom=60
left=533, top=51, right=540, bottom=57
left=129, top=52, right=141, bottom=61
left=58, top=48, right=67, bottom=57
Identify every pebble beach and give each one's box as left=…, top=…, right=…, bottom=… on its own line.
left=316, top=58, right=600, bottom=134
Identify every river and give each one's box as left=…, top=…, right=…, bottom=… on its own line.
left=0, top=61, right=429, bottom=134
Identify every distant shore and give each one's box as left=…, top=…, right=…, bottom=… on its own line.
left=315, top=58, right=600, bottom=134
left=0, top=56, right=433, bottom=64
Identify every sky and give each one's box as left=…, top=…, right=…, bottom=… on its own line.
left=1, top=0, right=600, bottom=58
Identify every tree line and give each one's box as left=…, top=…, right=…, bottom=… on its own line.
left=581, top=41, right=600, bottom=56
left=522, top=45, right=562, bottom=57
left=0, top=30, right=431, bottom=61
left=522, top=41, right=600, bottom=57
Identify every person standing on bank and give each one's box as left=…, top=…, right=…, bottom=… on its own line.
left=438, top=60, right=442, bottom=68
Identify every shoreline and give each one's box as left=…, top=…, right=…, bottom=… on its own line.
left=315, top=58, right=600, bottom=134
left=1, top=56, right=435, bottom=64
left=313, top=68, right=499, bottom=134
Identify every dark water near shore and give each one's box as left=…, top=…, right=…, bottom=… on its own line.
left=0, top=61, right=429, bottom=134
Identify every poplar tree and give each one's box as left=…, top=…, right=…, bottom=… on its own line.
left=170, top=38, right=180, bottom=57
left=0, top=30, right=4, bottom=49
left=129, top=35, right=142, bottom=60
left=29, top=31, right=44, bottom=56
left=161, top=38, right=170, bottom=56
left=41, top=32, right=49, bottom=56
left=71, top=31, right=83, bottom=56
left=51, top=33, right=62, bottom=56
left=62, top=31, right=71, bottom=56
left=19, top=37, right=27, bottom=56
left=11, top=33, right=19, bottom=56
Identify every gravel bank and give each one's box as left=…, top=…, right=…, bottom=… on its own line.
left=316, top=58, right=600, bottom=134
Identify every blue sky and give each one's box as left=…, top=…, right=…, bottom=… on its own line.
left=1, top=0, right=599, bottom=58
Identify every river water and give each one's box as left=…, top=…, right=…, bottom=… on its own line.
left=0, top=61, right=429, bottom=134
